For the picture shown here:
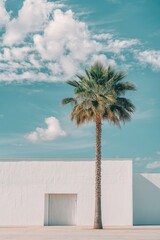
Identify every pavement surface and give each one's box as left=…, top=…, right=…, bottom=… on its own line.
left=0, top=226, right=160, bottom=240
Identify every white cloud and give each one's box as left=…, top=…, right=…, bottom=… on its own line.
left=0, top=1, right=141, bottom=82
left=0, top=0, right=155, bottom=83
left=134, top=156, right=152, bottom=162
left=0, top=71, right=52, bottom=82
left=118, top=55, right=126, bottom=61
left=146, top=161, right=160, bottom=169
left=105, top=39, right=139, bottom=54
left=136, top=50, right=160, bottom=71
left=33, top=9, right=100, bottom=61
left=93, top=33, right=113, bottom=40
left=0, top=46, right=32, bottom=61
left=25, top=116, right=66, bottom=143
left=91, top=54, right=116, bottom=67
left=59, top=55, right=78, bottom=78
left=3, top=0, right=64, bottom=46
left=0, top=0, right=10, bottom=27
left=28, top=54, right=41, bottom=68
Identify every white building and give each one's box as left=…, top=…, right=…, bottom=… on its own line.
left=133, top=173, right=160, bottom=225
left=0, top=159, right=160, bottom=226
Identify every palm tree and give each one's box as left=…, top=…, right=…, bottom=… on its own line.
left=62, top=61, right=136, bottom=229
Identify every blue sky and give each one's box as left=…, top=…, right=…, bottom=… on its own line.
left=0, top=0, right=160, bottom=173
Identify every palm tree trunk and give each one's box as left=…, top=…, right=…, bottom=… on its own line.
left=94, top=117, right=103, bottom=229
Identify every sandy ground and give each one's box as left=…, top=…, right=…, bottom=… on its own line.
left=0, top=226, right=160, bottom=240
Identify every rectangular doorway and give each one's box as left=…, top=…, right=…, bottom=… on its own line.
left=45, top=194, right=77, bottom=226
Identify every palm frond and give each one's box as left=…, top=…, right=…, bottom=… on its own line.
left=85, top=69, right=91, bottom=79
left=117, top=97, right=136, bottom=112
left=113, top=71, right=126, bottom=83
left=70, top=104, right=95, bottom=126
left=61, top=98, right=77, bottom=105
left=103, top=94, right=116, bottom=104
left=115, top=82, right=137, bottom=95
left=103, top=107, right=120, bottom=127
left=106, top=70, right=126, bottom=89
left=110, top=105, right=132, bottom=122
left=67, top=80, right=80, bottom=88
left=76, top=74, right=84, bottom=81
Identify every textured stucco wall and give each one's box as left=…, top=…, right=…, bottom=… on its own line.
left=0, top=159, right=132, bottom=226
left=133, top=173, right=160, bottom=225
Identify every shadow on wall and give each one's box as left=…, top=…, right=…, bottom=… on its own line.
left=133, top=174, right=160, bottom=225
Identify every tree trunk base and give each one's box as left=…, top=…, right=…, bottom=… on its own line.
left=94, top=222, right=103, bottom=229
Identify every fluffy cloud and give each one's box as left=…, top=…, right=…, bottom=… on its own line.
left=33, top=9, right=100, bottom=61
left=136, top=50, right=160, bottom=70
left=0, top=72, right=52, bottom=82
left=146, top=161, right=160, bottom=169
left=105, top=39, right=139, bottom=53
left=0, top=46, right=32, bottom=61
left=0, top=0, right=10, bottom=27
left=93, top=33, right=113, bottom=40
left=3, top=0, right=64, bottom=46
left=134, top=156, right=152, bottom=162
left=0, top=0, right=155, bottom=82
left=25, top=117, right=66, bottom=143
left=91, top=54, right=116, bottom=67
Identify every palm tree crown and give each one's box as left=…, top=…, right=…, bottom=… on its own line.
left=62, top=61, right=136, bottom=126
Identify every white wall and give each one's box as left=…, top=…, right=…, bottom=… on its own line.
left=133, top=174, right=160, bottom=225
left=0, top=159, right=132, bottom=226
